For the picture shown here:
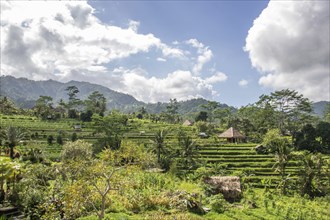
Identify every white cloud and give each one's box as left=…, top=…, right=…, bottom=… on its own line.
left=0, top=1, right=228, bottom=103
left=245, top=0, right=330, bottom=101
left=104, top=68, right=226, bottom=103
left=186, top=39, right=213, bottom=75
left=0, top=1, right=182, bottom=79
left=157, top=57, right=167, bottom=62
left=238, top=79, right=249, bottom=87
left=204, top=72, right=228, bottom=84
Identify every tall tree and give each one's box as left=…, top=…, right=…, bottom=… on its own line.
left=65, top=86, right=82, bottom=117
left=150, top=129, right=168, bottom=163
left=176, top=130, right=200, bottom=170
left=0, top=97, right=18, bottom=115
left=92, top=112, right=128, bottom=151
left=201, top=101, right=220, bottom=123
left=85, top=91, right=106, bottom=116
left=165, top=98, right=179, bottom=123
left=257, top=89, right=313, bottom=136
left=34, top=96, right=54, bottom=120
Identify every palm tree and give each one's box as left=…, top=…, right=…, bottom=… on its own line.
left=150, top=129, right=168, bottom=163
left=298, top=153, right=325, bottom=197
left=178, top=133, right=199, bottom=169
left=272, top=139, right=291, bottom=194
left=1, top=127, right=28, bottom=159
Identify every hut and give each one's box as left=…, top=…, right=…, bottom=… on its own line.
left=218, top=127, right=245, bottom=143
left=182, top=120, right=193, bottom=126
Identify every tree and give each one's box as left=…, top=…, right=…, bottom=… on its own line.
left=47, top=135, right=54, bottom=145
left=262, top=129, right=289, bottom=153
left=272, top=139, right=292, bottom=195
left=61, top=140, right=93, bottom=162
left=316, top=121, right=330, bottom=151
left=85, top=91, right=106, bottom=116
left=65, top=86, right=82, bottom=118
left=294, top=124, right=320, bottom=152
left=34, top=96, right=54, bottom=120
left=56, top=135, right=63, bottom=145
left=213, top=107, right=233, bottom=128
left=150, top=129, right=168, bottom=164
left=92, top=113, right=128, bottom=151
left=195, top=111, right=208, bottom=122
left=165, top=98, right=179, bottom=123
left=0, top=97, right=18, bottom=115
left=1, top=127, right=28, bottom=159
left=257, top=89, right=313, bottom=136
left=298, top=153, right=327, bottom=197
left=176, top=130, right=200, bottom=170
left=80, top=110, right=93, bottom=122
left=201, top=101, right=220, bottom=123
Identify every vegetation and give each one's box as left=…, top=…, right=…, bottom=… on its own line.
left=0, top=88, right=329, bottom=219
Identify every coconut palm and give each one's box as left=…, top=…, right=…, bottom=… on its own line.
left=150, top=129, right=168, bottom=163
left=272, top=139, right=292, bottom=194
left=177, top=132, right=199, bottom=169
left=1, top=127, right=28, bottom=159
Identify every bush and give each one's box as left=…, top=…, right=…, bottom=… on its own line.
left=61, top=140, right=93, bottom=162
left=47, top=135, right=54, bottom=145
left=208, top=194, right=227, bottom=213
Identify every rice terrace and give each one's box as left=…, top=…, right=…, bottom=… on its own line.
left=0, top=0, right=329, bottom=220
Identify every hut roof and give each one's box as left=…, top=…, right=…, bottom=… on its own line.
left=218, top=127, right=245, bottom=138
left=182, top=120, right=193, bottom=126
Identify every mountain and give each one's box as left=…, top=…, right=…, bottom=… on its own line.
left=0, top=76, right=233, bottom=115
left=0, top=75, right=142, bottom=110
left=313, top=101, right=329, bottom=117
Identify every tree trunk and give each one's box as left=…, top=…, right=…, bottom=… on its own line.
left=9, top=144, right=15, bottom=159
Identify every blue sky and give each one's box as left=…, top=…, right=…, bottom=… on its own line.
left=89, top=1, right=270, bottom=106
left=1, top=1, right=329, bottom=106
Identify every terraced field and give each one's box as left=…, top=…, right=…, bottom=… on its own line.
left=2, top=114, right=328, bottom=190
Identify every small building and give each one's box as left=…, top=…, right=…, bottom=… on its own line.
left=218, top=127, right=245, bottom=143
left=182, top=120, right=193, bottom=126
left=73, top=124, right=82, bottom=131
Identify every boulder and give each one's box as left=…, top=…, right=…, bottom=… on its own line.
left=204, top=176, right=242, bottom=202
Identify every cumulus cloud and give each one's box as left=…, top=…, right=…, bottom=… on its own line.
left=186, top=39, right=213, bottom=75
left=107, top=68, right=224, bottom=103
left=0, top=1, right=227, bottom=102
left=238, top=79, right=249, bottom=87
left=0, top=1, right=182, bottom=79
left=245, top=0, right=330, bottom=101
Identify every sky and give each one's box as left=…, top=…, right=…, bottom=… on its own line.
left=1, top=0, right=329, bottom=107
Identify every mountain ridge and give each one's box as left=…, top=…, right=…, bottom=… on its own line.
left=0, top=76, right=232, bottom=114
left=1, top=76, right=328, bottom=116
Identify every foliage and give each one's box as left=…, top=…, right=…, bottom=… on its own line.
left=262, top=129, right=290, bottom=153
left=47, top=135, right=54, bottom=145
left=61, top=140, right=93, bottom=162
left=195, top=111, right=208, bottom=122
left=85, top=91, right=107, bottom=117
left=150, top=129, right=168, bottom=165
left=257, top=89, right=313, bottom=136
left=1, top=126, right=28, bottom=159
left=297, top=152, right=328, bottom=198
left=92, top=113, right=128, bottom=151
left=0, top=97, right=19, bottom=115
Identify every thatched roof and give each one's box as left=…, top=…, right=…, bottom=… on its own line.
left=182, top=120, right=193, bottom=126
left=204, top=176, right=242, bottom=202
left=218, top=127, right=245, bottom=139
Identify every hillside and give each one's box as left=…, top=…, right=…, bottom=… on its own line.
left=0, top=76, right=233, bottom=115
left=313, top=101, right=329, bottom=117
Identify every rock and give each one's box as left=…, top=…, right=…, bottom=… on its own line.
left=204, top=176, right=242, bottom=202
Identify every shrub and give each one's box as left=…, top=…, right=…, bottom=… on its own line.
left=61, top=140, right=93, bottom=162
